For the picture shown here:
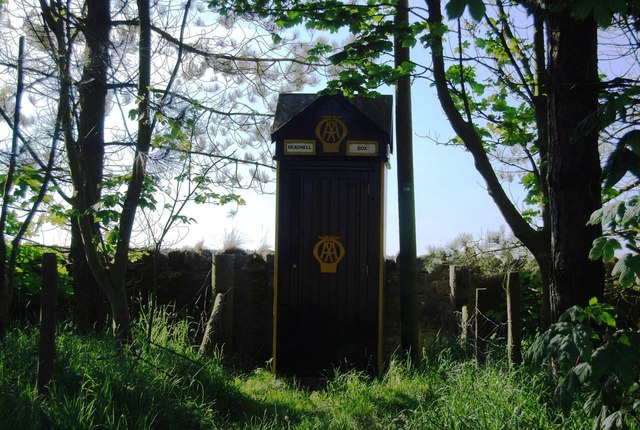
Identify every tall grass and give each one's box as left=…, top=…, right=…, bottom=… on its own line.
left=0, top=311, right=596, bottom=429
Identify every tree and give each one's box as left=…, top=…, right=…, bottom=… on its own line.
left=0, top=36, right=60, bottom=336
left=422, top=0, right=636, bottom=322
left=425, top=0, right=553, bottom=325
left=542, top=2, right=603, bottom=321
left=1, top=0, right=320, bottom=340
left=208, top=0, right=640, bottom=323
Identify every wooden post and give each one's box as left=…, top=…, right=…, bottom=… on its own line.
left=507, top=271, right=522, bottom=366
left=460, top=305, right=468, bottom=342
left=199, top=253, right=235, bottom=356
left=449, top=265, right=457, bottom=306
left=395, top=0, right=420, bottom=362
left=36, top=253, right=57, bottom=395
left=474, top=287, right=486, bottom=366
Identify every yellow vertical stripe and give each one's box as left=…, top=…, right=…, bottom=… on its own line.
left=272, top=163, right=280, bottom=374
left=378, top=162, right=387, bottom=373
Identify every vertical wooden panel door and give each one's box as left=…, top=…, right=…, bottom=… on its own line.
left=277, top=167, right=380, bottom=375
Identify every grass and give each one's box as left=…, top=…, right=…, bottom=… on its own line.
left=0, top=310, right=597, bottom=429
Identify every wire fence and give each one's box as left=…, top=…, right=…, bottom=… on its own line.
left=456, top=308, right=510, bottom=363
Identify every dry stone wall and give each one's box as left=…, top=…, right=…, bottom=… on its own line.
left=128, top=249, right=505, bottom=369
left=126, top=249, right=214, bottom=325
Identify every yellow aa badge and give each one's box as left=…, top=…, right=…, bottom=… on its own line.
left=315, top=115, right=348, bottom=153
left=313, top=236, right=346, bottom=273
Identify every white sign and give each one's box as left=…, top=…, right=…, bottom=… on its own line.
left=347, top=141, right=378, bottom=156
left=284, top=140, right=316, bottom=155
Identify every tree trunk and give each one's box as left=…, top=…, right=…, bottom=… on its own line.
left=108, top=280, right=131, bottom=344
left=546, top=9, right=604, bottom=321
left=534, top=251, right=551, bottom=330
left=71, top=223, right=109, bottom=333
left=70, top=0, right=110, bottom=333
left=532, top=7, right=552, bottom=330
left=0, top=37, right=25, bottom=337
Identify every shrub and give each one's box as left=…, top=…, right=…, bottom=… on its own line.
left=526, top=299, right=640, bottom=430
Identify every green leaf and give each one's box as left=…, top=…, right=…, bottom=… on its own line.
left=524, top=331, right=552, bottom=368
left=590, top=344, right=616, bottom=382
left=621, top=200, right=640, bottom=228
left=445, top=0, right=467, bottom=19
left=611, top=254, right=640, bottom=287
left=601, top=411, right=624, bottom=430
left=572, top=0, right=595, bottom=20
left=588, top=207, right=605, bottom=225
left=467, top=0, right=486, bottom=21
left=573, top=362, right=591, bottom=384
left=602, top=148, right=640, bottom=190
left=592, top=1, right=614, bottom=27
left=572, top=324, right=594, bottom=361
left=560, top=306, right=585, bottom=323
left=554, top=371, right=581, bottom=415
left=594, top=200, right=626, bottom=230
left=609, top=0, right=628, bottom=14
left=589, top=237, right=621, bottom=261
left=583, top=389, right=603, bottom=417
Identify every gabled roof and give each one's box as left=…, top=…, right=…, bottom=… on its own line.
left=272, top=93, right=393, bottom=151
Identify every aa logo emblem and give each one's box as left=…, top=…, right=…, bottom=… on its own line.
left=315, top=115, right=347, bottom=153
left=313, top=236, right=346, bottom=273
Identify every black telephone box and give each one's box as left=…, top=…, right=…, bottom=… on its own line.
left=271, top=94, right=392, bottom=376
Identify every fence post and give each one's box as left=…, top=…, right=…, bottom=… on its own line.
left=36, top=253, right=57, bottom=395
left=474, top=287, right=487, bottom=366
left=506, top=271, right=522, bottom=366
left=199, top=253, right=235, bottom=356
left=460, top=305, right=468, bottom=342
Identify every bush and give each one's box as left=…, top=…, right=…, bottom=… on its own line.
left=526, top=299, right=640, bottom=430
left=8, top=243, right=72, bottom=322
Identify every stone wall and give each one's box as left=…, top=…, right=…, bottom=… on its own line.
left=129, top=249, right=505, bottom=369
left=205, top=251, right=504, bottom=369
left=126, top=249, right=214, bottom=325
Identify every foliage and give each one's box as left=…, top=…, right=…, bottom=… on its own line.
left=3, top=243, right=73, bottom=323
left=0, top=317, right=593, bottom=429
left=0, top=0, right=318, bottom=250
left=590, top=128, right=640, bottom=290
left=526, top=299, right=640, bottom=429
left=590, top=197, right=640, bottom=287
left=11, top=243, right=72, bottom=299
left=445, top=0, right=486, bottom=21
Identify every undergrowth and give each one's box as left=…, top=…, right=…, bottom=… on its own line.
left=0, top=310, right=596, bottom=429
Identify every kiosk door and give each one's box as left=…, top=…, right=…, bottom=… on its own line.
left=276, top=166, right=381, bottom=375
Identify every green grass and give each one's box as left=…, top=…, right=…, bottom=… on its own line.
left=0, top=311, right=598, bottom=429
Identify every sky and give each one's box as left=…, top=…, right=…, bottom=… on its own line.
left=174, top=73, right=523, bottom=256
